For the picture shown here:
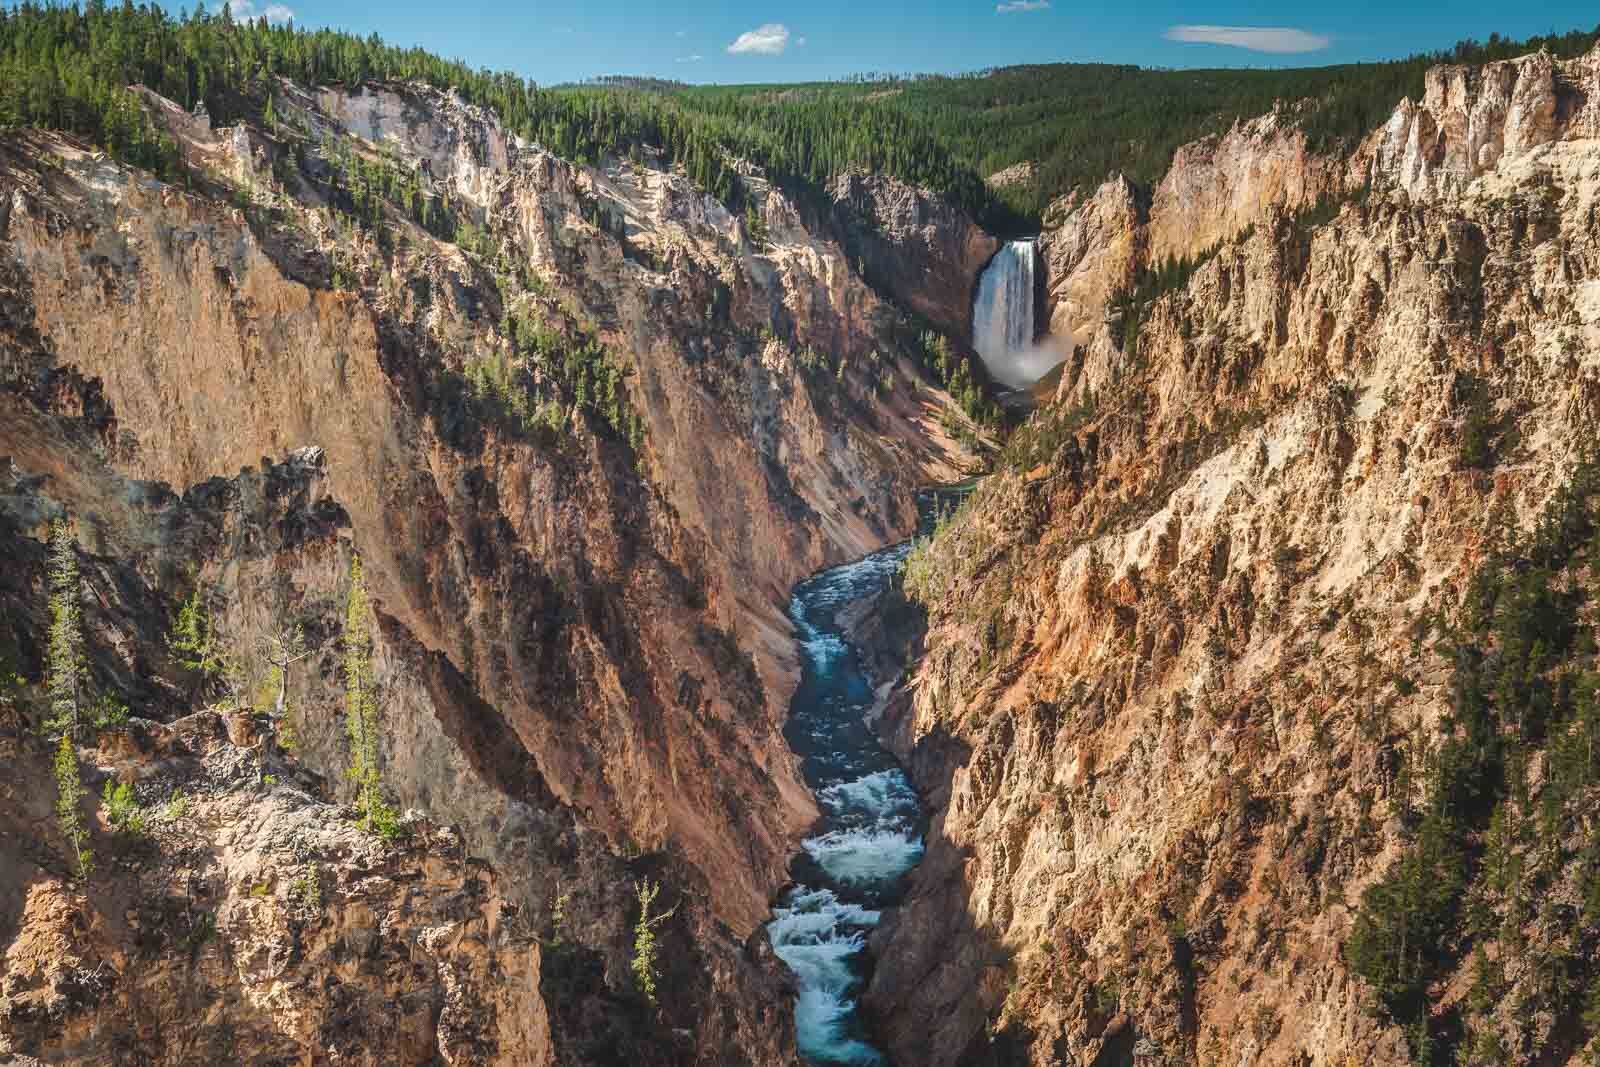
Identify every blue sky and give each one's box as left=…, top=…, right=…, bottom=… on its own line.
left=219, top=1, right=1599, bottom=85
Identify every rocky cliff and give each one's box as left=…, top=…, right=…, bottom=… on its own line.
left=1039, top=108, right=1356, bottom=356
left=0, top=76, right=980, bottom=1064
left=868, top=45, right=1600, bottom=1067
left=1371, top=46, right=1600, bottom=202
left=826, top=172, right=1001, bottom=341
left=1036, top=176, right=1147, bottom=346
left=0, top=706, right=552, bottom=1066
left=1147, top=109, right=1353, bottom=266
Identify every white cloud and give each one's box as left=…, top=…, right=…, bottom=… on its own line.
left=216, top=0, right=295, bottom=22
left=1164, top=24, right=1331, bottom=53
left=676, top=29, right=687, bottom=38
left=996, top=0, right=1049, bottom=12
left=796, top=36, right=808, bottom=47
left=727, top=23, right=791, bottom=55
left=675, top=54, right=704, bottom=63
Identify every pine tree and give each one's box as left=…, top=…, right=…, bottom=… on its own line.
left=630, top=879, right=677, bottom=1006
left=170, top=585, right=241, bottom=708
left=744, top=200, right=768, bottom=250
left=44, top=519, right=83, bottom=741
left=170, top=588, right=220, bottom=675
left=343, top=555, right=395, bottom=836
left=53, top=731, right=92, bottom=880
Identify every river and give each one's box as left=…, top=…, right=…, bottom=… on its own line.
left=765, top=487, right=970, bottom=1064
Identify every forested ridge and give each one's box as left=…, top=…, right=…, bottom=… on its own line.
left=0, top=1, right=997, bottom=224
left=0, top=1, right=761, bottom=206
left=4, top=3, right=1597, bottom=232
left=670, top=24, right=1600, bottom=219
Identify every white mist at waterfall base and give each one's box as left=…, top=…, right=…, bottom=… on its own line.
left=972, top=238, right=1064, bottom=389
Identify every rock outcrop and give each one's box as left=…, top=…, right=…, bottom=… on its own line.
left=986, top=162, right=1037, bottom=191
left=1370, top=47, right=1600, bottom=201
left=0, top=710, right=553, bottom=1066
left=827, top=172, right=1001, bottom=340
left=867, top=45, right=1600, bottom=1067
left=1038, top=110, right=1353, bottom=360
left=1037, top=176, right=1147, bottom=345
left=1147, top=109, right=1349, bottom=264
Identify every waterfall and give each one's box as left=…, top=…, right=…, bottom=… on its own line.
left=972, top=239, right=1056, bottom=389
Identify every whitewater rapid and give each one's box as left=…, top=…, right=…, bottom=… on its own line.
left=766, top=541, right=924, bottom=1065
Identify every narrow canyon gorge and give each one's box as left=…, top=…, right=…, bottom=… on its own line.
left=0, top=76, right=980, bottom=1066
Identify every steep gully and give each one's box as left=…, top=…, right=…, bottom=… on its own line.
left=0, top=67, right=1374, bottom=1061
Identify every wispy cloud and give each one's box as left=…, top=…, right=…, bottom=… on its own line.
left=675, top=54, right=704, bottom=63
left=796, top=36, right=808, bottom=47
left=1164, top=24, right=1331, bottom=53
left=727, top=23, right=791, bottom=55
left=996, top=0, right=1050, bottom=12
left=675, top=29, right=687, bottom=38
left=215, top=0, right=296, bottom=22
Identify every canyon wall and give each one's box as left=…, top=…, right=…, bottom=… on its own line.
left=826, top=171, right=1000, bottom=341
left=1039, top=110, right=1356, bottom=360
left=0, top=78, right=978, bottom=1064
left=870, top=45, right=1600, bottom=1067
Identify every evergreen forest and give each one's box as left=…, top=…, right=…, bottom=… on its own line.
left=3, top=2, right=1597, bottom=229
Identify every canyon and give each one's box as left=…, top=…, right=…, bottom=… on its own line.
left=3, top=24, right=1600, bottom=1067
left=0, top=76, right=977, bottom=1065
